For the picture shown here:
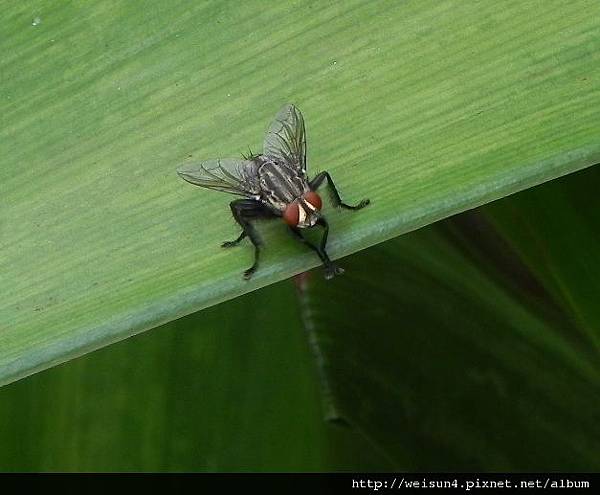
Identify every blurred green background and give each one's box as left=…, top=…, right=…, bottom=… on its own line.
left=1, top=164, right=598, bottom=471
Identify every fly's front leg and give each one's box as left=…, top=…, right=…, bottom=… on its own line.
left=289, top=218, right=344, bottom=279
left=309, top=171, right=370, bottom=210
left=228, top=199, right=274, bottom=279
left=316, top=217, right=345, bottom=278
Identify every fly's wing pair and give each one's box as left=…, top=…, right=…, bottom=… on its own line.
left=263, top=104, right=306, bottom=173
left=177, top=104, right=307, bottom=197
left=177, top=158, right=261, bottom=197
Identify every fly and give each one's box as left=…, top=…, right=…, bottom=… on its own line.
left=177, top=104, right=370, bottom=280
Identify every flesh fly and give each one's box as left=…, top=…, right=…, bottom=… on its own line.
left=177, top=104, right=370, bottom=279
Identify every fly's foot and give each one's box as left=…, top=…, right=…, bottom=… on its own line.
left=340, top=198, right=370, bottom=210
left=324, top=264, right=345, bottom=280
left=243, top=266, right=257, bottom=280
left=222, top=232, right=246, bottom=248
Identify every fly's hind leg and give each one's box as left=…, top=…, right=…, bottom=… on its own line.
left=227, top=199, right=275, bottom=279
left=309, top=171, right=370, bottom=210
left=221, top=231, right=246, bottom=248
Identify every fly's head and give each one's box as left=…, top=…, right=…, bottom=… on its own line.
left=283, top=191, right=323, bottom=229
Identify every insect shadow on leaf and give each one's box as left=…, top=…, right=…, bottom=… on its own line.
left=177, top=104, right=370, bottom=280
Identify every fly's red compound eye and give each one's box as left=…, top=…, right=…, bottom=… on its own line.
left=303, top=191, right=322, bottom=211
left=283, top=202, right=300, bottom=226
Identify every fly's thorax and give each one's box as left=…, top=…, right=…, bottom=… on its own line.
left=283, top=192, right=323, bottom=228
left=257, top=157, right=309, bottom=210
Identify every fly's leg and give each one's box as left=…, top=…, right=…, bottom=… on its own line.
left=309, top=171, right=370, bottom=210
left=228, top=199, right=275, bottom=279
left=289, top=218, right=344, bottom=280
left=221, top=231, right=246, bottom=248
left=315, top=218, right=345, bottom=278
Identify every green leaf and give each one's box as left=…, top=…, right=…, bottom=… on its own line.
left=297, top=166, right=600, bottom=470
left=2, top=1, right=600, bottom=384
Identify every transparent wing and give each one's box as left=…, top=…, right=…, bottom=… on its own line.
left=177, top=158, right=261, bottom=197
left=263, top=104, right=307, bottom=172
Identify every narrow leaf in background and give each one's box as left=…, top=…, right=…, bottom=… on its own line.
left=0, top=282, right=388, bottom=471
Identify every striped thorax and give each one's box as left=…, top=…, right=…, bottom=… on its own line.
left=256, top=156, right=323, bottom=228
